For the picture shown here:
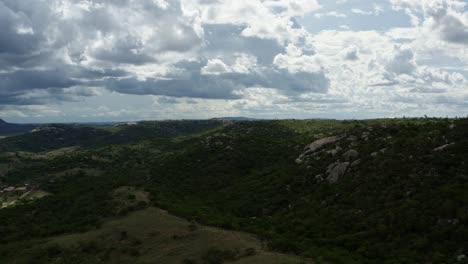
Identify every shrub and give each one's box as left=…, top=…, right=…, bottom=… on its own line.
left=182, top=259, right=198, bottom=264
left=244, top=247, right=256, bottom=257
left=201, top=248, right=238, bottom=264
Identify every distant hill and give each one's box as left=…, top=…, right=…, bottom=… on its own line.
left=0, top=120, right=225, bottom=152
left=0, top=119, right=36, bottom=136
left=211, top=117, right=259, bottom=121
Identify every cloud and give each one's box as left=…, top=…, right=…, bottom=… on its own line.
left=437, top=14, right=468, bottom=44
left=201, top=54, right=257, bottom=75
left=0, top=0, right=467, bottom=121
left=105, top=59, right=329, bottom=99
left=0, top=0, right=330, bottom=109
left=351, top=5, right=384, bottom=16
left=201, top=58, right=231, bottom=75
left=309, top=28, right=467, bottom=118
left=391, top=0, right=468, bottom=45
left=385, top=47, right=416, bottom=75
left=315, top=11, right=347, bottom=18
left=351, top=8, right=374, bottom=15
left=342, top=47, right=359, bottom=61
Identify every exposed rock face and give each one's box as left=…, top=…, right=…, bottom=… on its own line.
left=434, top=143, right=455, bottom=151
left=361, top=132, right=370, bottom=140
left=457, top=254, right=466, bottom=262
left=327, top=146, right=343, bottom=157
left=371, top=148, right=387, bottom=157
left=296, top=136, right=340, bottom=164
left=315, top=174, right=324, bottom=182
left=343, top=149, right=359, bottom=161
left=350, top=159, right=361, bottom=167
left=326, top=162, right=349, bottom=183
left=305, top=136, right=339, bottom=152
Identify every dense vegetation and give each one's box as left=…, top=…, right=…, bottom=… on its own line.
left=0, top=118, right=36, bottom=136
left=0, top=120, right=224, bottom=152
left=0, top=118, right=467, bottom=263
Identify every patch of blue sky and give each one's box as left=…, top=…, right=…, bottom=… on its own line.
left=300, top=0, right=413, bottom=32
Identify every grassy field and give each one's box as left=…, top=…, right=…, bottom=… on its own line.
left=9, top=207, right=312, bottom=264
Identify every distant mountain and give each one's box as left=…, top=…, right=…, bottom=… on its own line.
left=0, top=119, right=37, bottom=136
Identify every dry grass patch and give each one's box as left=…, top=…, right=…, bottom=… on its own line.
left=44, top=207, right=312, bottom=264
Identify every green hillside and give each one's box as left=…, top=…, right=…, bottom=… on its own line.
left=0, top=120, right=225, bottom=152
left=0, top=118, right=467, bottom=263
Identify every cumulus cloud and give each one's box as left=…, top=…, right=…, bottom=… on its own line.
left=0, top=0, right=331, bottom=109
left=342, top=47, right=359, bottom=61
left=391, top=0, right=468, bottom=45
left=385, top=47, right=416, bottom=75
left=0, top=0, right=467, bottom=121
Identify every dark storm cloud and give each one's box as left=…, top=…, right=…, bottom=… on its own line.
left=0, top=62, right=130, bottom=105
left=0, top=69, right=80, bottom=91
left=104, top=65, right=329, bottom=99
left=105, top=75, right=243, bottom=99
left=0, top=68, right=87, bottom=105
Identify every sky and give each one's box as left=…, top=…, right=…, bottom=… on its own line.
left=0, top=0, right=467, bottom=123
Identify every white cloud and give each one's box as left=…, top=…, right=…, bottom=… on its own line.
left=391, top=0, right=468, bottom=45
left=201, top=54, right=257, bottom=75
left=351, top=5, right=385, bottom=16
left=351, top=8, right=374, bottom=15
left=201, top=58, right=230, bottom=75
left=339, top=25, right=351, bottom=30
left=315, top=11, right=347, bottom=18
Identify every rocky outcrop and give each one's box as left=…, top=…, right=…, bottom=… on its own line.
left=295, top=158, right=304, bottom=164
left=434, top=143, right=454, bottom=151
left=296, top=136, right=356, bottom=183
left=342, top=149, right=359, bottom=161
left=350, top=159, right=361, bottom=167
left=457, top=254, right=466, bottom=262
left=371, top=148, right=387, bottom=157
left=361, top=132, right=370, bottom=141
left=327, top=146, right=343, bottom=157
left=296, top=136, right=340, bottom=164
left=305, top=136, right=339, bottom=152
left=326, top=162, right=349, bottom=183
